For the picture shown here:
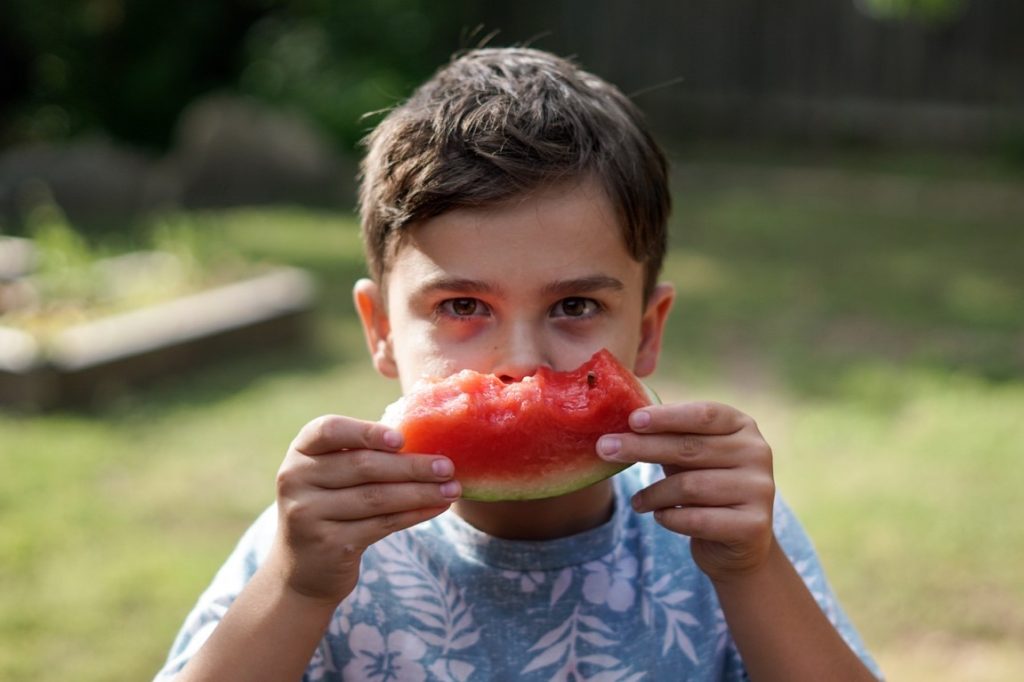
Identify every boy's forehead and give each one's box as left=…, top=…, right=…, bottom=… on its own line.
left=392, top=177, right=624, bottom=255
left=383, top=177, right=642, bottom=294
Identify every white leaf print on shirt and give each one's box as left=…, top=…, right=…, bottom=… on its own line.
left=639, top=556, right=700, bottom=664
left=551, top=568, right=573, bottom=605
left=376, top=534, right=480, bottom=679
left=522, top=605, right=642, bottom=681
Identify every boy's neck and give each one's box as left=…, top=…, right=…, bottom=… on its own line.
left=452, top=480, right=616, bottom=540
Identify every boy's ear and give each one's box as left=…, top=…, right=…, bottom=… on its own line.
left=353, top=278, right=398, bottom=379
left=633, top=282, right=675, bottom=378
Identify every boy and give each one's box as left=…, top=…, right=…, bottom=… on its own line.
left=157, top=48, right=881, bottom=680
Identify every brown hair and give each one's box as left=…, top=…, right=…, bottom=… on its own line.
left=358, top=47, right=670, bottom=299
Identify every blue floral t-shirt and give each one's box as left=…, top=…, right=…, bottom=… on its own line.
left=155, top=464, right=881, bottom=680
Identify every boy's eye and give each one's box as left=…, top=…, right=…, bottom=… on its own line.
left=440, top=298, right=489, bottom=317
left=552, top=297, right=600, bottom=318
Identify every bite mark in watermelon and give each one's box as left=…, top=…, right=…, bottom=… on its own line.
left=381, top=349, right=653, bottom=501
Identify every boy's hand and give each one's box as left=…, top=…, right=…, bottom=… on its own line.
left=269, top=415, right=461, bottom=605
left=597, top=402, right=775, bottom=583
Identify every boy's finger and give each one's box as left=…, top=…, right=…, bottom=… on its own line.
left=631, top=469, right=774, bottom=513
left=319, top=481, right=462, bottom=521
left=293, top=415, right=403, bottom=455
left=597, top=428, right=773, bottom=480
left=651, top=505, right=766, bottom=545
left=342, top=505, right=452, bottom=548
left=627, top=401, right=751, bottom=436
left=596, top=431, right=729, bottom=468
left=298, top=451, right=455, bottom=489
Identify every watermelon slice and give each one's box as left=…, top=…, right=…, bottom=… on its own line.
left=381, top=349, right=653, bottom=501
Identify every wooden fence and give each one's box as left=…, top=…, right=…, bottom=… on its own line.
left=478, top=0, right=1024, bottom=147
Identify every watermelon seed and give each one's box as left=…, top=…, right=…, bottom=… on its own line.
left=587, top=371, right=597, bottom=388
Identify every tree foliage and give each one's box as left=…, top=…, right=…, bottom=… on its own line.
left=0, top=0, right=474, bottom=152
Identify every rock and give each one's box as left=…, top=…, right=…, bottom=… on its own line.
left=0, top=138, right=180, bottom=229
left=0, top=95, right=357, bottom=230
left=170, top=94, right=356, bottom=209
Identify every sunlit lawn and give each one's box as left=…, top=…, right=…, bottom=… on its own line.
left=1, top=154, right=1022, bottom=680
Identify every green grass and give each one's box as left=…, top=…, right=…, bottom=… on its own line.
left=2, top=156, right=1022, bottom=680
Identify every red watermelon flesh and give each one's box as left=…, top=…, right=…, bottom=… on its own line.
left=381, top=349, right=652, bottom=501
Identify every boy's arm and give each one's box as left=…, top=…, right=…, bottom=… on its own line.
left=168, top=558, right=339, bottom=682
left=711, top=537, right=874, bottom=681
left=171, top=416, right=460, bottom=682
left=598, top=402, right=877, bottom=681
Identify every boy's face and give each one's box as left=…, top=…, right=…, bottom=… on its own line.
left=355, top=177, right=674, bottom=392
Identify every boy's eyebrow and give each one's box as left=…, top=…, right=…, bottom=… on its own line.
left=410, top=274, right=624, bottom=299
left=412, top=275, right=501, bottom=298
left=542, top=275, right=625, bottom=297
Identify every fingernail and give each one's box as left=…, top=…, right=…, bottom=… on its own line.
left=432, top=458, right=454, bottom=477
left=630, top=410, right=651, bottom=429
left=631, top=492, right=643, bottom=511
left=440, top=480, right=461, bottom=499
left=597, top=436, right=621, bottom=459
left=383, top=430, right=403, bottom=449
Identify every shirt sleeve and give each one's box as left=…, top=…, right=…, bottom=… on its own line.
left=152, top=504, right=278, bottom=681
left=723, top=495, right=885, bottom=680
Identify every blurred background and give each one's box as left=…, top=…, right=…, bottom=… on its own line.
left=1, top=1, right=1022, bottom=679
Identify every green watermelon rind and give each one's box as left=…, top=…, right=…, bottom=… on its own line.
left=463, top=460, right=631, bottom=501
left=643, top=383, right=662, bottom=405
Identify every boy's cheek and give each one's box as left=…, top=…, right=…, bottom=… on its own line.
left=392, top=339, right=471, bottom=389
